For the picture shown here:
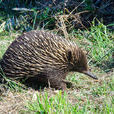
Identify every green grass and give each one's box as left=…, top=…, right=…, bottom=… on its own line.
left=23, top=85, right=113, bottom=113
left=22, top=72, right=113, bottom=113
left=89, top=20, right=113, bottom=63
left=25, top=91, right=74, bottom=113
left=0, top=31, right=19, bottom=58
left=73, top=20, right=114, bottom=69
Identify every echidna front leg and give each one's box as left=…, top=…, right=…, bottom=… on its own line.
left=48, top=78, right=67, bottom=90
left=47, top=72, right=68, bottom=90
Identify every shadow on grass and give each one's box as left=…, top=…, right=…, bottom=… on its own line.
left=21, top=77, right=49, bottom=90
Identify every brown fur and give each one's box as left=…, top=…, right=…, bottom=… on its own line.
left=0, top=30, right=88, bottom=89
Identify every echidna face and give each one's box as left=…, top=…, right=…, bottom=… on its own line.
left=68, top=49, right=98, bottom=80
left=73, top=52, right=88, bottom=72
left=76, top=58, right=98, bottom=80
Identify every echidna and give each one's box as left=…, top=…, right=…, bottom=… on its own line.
left=0, top=30, right=98, bottom=89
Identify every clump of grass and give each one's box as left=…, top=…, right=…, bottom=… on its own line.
left=24, top=91, right=89, bottom=113
left=23, top=87, right=114, bottom=114
left=89, top=20, right=113, bottom=64
left=73, top=19, right=113, bottom=68
left=25, top=91, right=70, bottom=113
left=0, top=66, right=24, bottom=92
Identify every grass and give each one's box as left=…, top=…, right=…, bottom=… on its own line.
left=0, top=31, right=18, bottom=58
left=22, top=73, right=114, bottom=113
left=89, top=20, right=113, bottom=63
left=25, top=91, right=73, bottom=113
left=0, top=21, right=114, bottom=113
left=72, top=20, right=114, bottom=70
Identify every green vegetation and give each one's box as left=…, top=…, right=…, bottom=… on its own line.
left=22, top=74, right=114, bottom=113
left=0, top=0, right=114, bottom=113
left=74, top=20, right=113, bottom=68
left=23, top=89, right=114, bottom=113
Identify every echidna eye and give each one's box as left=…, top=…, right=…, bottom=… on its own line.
left=67, top=50, right=72, bottom=62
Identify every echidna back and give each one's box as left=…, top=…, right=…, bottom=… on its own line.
left=0, top=30, right=78, bottom=79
